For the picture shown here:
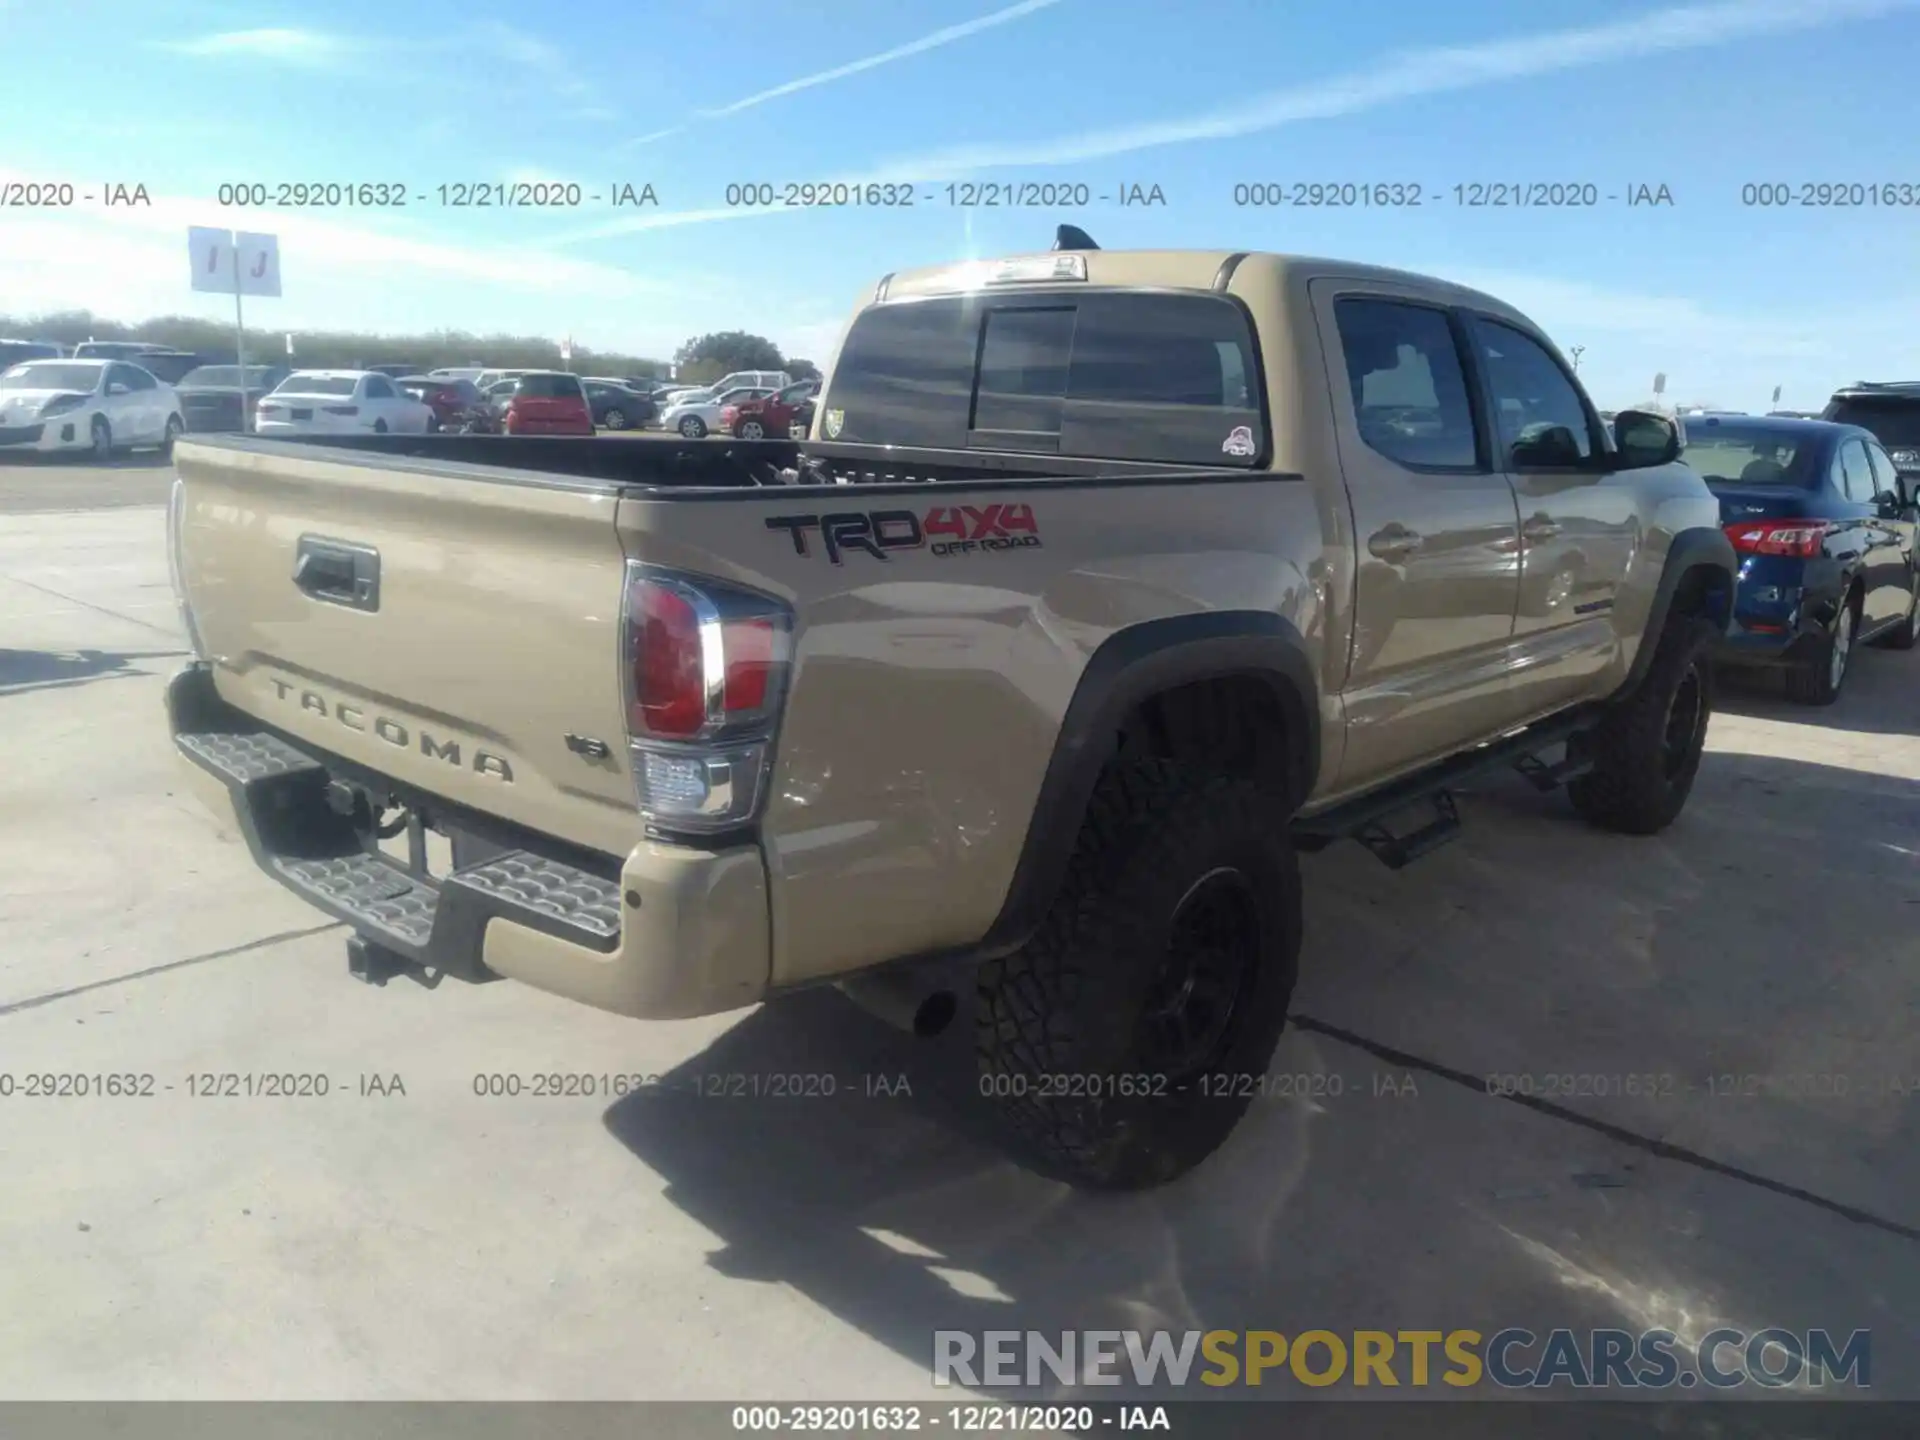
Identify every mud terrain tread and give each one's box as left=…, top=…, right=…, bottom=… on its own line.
left=1569, top=614, right=1718, bottom=835
left=976, top=760, right=1300, bottom=1188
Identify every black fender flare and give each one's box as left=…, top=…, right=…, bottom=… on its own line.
left=977, top=610, right=1319, bottom=955
left=1622, top=526, right=1737, bottom=693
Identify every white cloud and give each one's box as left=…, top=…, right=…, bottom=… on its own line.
left=156, top=22, right=616, bottom=115
left=157, top=28, right=356, bottom=65
left=856, top=0, right=1920, bottom=179
left=618, top=126, right=684, bottom=151
left=545, top=206, right=793, bottom=245
left=473, top=21, right=600, bottom=105
left=618, top=0, right=1063, bottom=150
left=696, top=0, right=1065, bottom=119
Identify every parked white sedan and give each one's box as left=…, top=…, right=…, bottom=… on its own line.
left=255, top=370, right=434, bottom=436
left=660, top=384, right=775, bottom=438
left=0, top=358, right=184, bottom=458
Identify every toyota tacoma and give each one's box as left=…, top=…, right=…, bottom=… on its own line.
left=165, top=231, right=1734, bottom=1188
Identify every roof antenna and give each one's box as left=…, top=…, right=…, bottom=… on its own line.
left=1053, top=224, right=1099, bottom=251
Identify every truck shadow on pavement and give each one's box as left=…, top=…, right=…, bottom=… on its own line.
left=603, top=743, right=1920, bottom=1405
left=0, top=647, right=188, bottom=697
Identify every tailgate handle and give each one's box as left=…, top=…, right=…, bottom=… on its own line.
left=294, top=536, right=380, bottom=612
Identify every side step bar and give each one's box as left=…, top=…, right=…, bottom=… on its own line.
left=176, top=723, right=624, bottom=977
left=1291, top=706, right=1601, bottom=870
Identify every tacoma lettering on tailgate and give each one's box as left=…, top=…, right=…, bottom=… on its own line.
left=267, top=678, right=514, bottom=780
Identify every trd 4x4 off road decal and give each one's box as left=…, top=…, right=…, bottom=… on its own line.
left=766, top=504, right=1041, bottom=565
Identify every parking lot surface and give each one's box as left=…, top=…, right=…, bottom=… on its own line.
left=2, top=461, right=1916, bottom=1402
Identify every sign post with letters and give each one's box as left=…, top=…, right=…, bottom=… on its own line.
left=188, top=227, right=282, bottom=431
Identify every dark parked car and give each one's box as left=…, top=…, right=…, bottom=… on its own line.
left=175, top=364, right=292, bottom=433
left=1822, top=381, right=1920, bottom=492
left=397, top=375, right=496, bottom=433
left=71, top=341, right=170, bottom=361
left=0, top=339, right=64, bottom=369
left=147, top=353, right=208, bottom=384
left=582, top=380, right=655, bottom=430
left=1685, top=414, right=1919, bottom=703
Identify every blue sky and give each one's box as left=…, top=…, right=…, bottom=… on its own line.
left=2, top=0, right=1917, bottom=407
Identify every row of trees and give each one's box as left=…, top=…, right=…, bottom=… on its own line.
left=1, top=312, right=816, bottom=384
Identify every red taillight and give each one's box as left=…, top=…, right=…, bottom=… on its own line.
left=1723, top=519, right=1828, bottom=558
left=625, top=572, right=789, bottom=741
left=621, top=566, right=792, bottom=832
left=724, top=617, right=774, bottom=711
left=632, top=581, right=707, bottom=738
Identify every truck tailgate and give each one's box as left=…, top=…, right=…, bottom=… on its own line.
left=173, top=440, right=642, bottom=857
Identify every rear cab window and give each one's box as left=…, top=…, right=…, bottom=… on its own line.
left=824, top=289, right=1267, bottom=466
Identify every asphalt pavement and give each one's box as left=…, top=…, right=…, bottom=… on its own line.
left=0, top=452, right=176, bottom=513
left=1, top=464, right=1916, bottom=1408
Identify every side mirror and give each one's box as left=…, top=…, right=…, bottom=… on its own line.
left=1612, top=409, right=1681, bottom=469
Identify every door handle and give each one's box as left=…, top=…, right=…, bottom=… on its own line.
left=1368, top=525, right=1424, bottom=561
left=1522, top=516, right=1561, bottom=543
left=293, top=536, right=380, bottom=611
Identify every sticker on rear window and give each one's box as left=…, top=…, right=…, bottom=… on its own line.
left=1222, top=425, right=1255, bottom=457
left=823, top=408, right=844, bottom=439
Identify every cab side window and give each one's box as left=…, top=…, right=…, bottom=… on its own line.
left=1467, top=318, right=1597, bottom=469
left=364, top=376, right=395, bottom=399
left=1838, top=439, right=1875, bottom=501
left=1333, top=297, right=1480, bottom=471
left=1864, top=441, right=1899, bottom=500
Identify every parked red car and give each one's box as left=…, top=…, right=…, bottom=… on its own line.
left=502, top=372, right=594, bottom=436
left=397, top=376, right=495, bottom=433
left=725, top=378, right=818, bottom=439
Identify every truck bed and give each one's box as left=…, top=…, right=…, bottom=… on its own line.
left=216, top=431, right=1244, bottom=490
left=169, top=430, right=1321, bottom=993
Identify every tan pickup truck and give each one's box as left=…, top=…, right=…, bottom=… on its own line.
left=166, top=231, right=1735, bottom=1188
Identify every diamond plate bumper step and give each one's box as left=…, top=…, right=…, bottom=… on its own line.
left=174, top=719, right=625, bottom=974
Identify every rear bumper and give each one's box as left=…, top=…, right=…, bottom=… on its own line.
left=1716, top=624, right=1827, bottom=668
left=1714, top=564, right=1843, bottom=669
left=166, top=665, right=770, bottom=1020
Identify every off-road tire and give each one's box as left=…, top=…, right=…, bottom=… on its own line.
left=1784, top=595, right=1857, bottom=706
left=1569, top=614, right=1718, bottom=835
left=975, top=761, right=1301, bottom=1190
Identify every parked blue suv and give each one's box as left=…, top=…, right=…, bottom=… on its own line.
left=1686, top=414, right=1920, bottom=704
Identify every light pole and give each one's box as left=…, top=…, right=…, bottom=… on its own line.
left=1569, top=345, right=1585, bottom=373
